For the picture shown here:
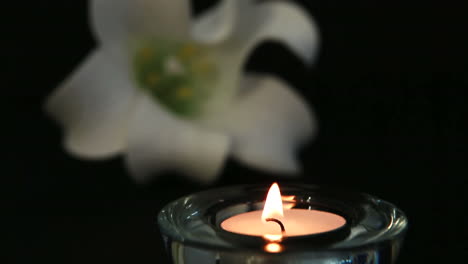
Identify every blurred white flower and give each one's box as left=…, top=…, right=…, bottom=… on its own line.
left=45, top=0, right=319, bottom=183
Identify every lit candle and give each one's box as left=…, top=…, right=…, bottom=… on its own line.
left=159, top=183, right=408, bottom=262
left=221, top=183, right=347, bottom=251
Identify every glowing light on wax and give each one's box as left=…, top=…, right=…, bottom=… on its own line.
left=264, top=242, right=283, bottom=253
left=281, top=195, right=297, bottom=209
left=220, top=183, right=347, bottom=253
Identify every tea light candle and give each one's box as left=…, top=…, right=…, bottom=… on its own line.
left=158, top=183, right=408, bottom=262
left=221, top=183, right=347, bottom=245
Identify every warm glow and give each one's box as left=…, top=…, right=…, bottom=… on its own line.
left=221, top=183, right=347, bottom=242
left=263, top=234, right=283, bottom=242
left=261, top=183, right=284, bottom=221
left=282, top=195, right=295, bottom=201
left=282, top=195, right=296, bottom=209
left=262, top=183, right=286, bottom=242
left=264, top=242, right=283, bottom=253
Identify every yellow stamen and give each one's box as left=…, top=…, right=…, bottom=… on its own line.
left=146, top=73, right=160, bottom=86
left=176, top=87, right=192, bottom=98
left=192, top=57, right=215, bottom=74
left=139, top=46, right=154, bottom=61
left=178, top=44, right=197, bottom=59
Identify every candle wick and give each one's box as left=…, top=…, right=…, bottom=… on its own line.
left=265, top=218, right=286, bottom=233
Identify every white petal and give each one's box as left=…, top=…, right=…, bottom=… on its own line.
left=45, top=50, right=136, bottom=159
left=191, top=0, right=238, bottom=44
left=219, top=74, right=316, bottom=174
left=125, top=95, right=230, bottom=183
left=233, top=0, right=320, bottom=65
left=90, top=0, right=191, bottom=44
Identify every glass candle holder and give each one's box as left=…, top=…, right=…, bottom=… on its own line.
left=158, top=184, right=408, bottom=264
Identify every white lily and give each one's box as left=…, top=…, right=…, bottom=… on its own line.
left=45, top=0, right=319, bottom=183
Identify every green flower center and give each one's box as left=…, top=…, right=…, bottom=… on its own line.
left=133, top=39, right=218, bottom=118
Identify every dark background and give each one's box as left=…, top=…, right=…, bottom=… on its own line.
left=3, top=0, right=468, bottom=263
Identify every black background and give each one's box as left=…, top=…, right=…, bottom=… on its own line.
left=3, top=1, right=468, bottom=263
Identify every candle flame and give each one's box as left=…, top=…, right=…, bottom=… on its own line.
left=262, top=183, right=285, bottom=241
left=262, top=183, right=284, bottom=221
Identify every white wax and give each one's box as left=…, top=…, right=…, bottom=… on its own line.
left=221, top=209, right=346, bottom=237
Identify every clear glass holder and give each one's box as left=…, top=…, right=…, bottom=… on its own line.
left=158, top=184, right=408, bottom=264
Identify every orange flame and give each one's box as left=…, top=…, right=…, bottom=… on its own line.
left=261, top=183, right=284, bottom=221
left=262, top=183, right=286, bottom=242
